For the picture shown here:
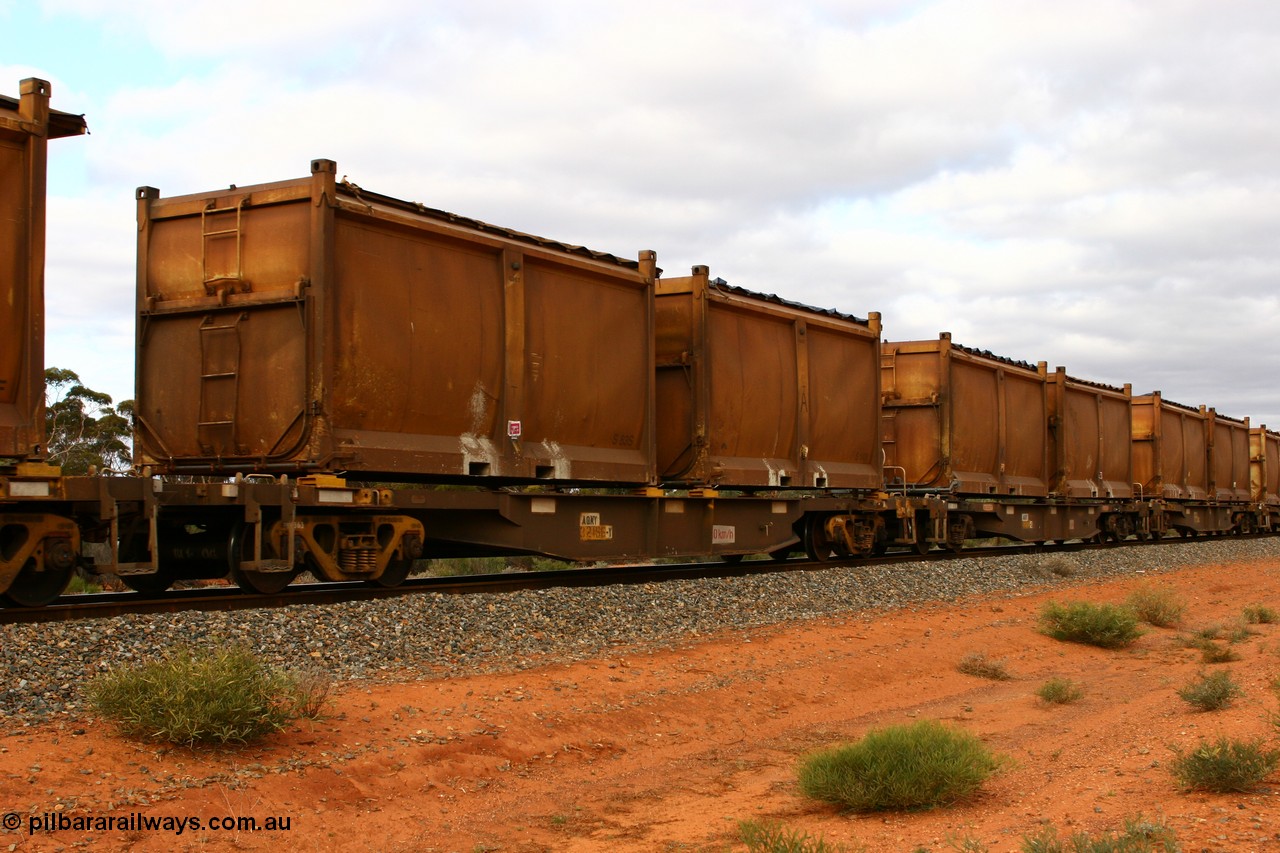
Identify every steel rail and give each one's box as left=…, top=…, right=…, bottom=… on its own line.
left=0, top=534, right=1242, bottom=626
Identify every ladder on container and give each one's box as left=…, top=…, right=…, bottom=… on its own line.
left=197, top=313, right=245, bottom=456
left=201, top=197, right=247, bottom=301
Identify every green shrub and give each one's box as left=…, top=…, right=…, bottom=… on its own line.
left=1170, top=737, right=1280, bottom=793
left=1177, top=670, right=1242, bottom=711
left=1038, top=601, right=1143, bottom=649
left=1036, top=678, right=1084, bottom=705
left=1021, top=814, right=1179, bottom=852
left=63, top=574, right=103, bottom=595
left=1185, top=625, right=1222, bottom=642
left=425, top=556, right=513, bottom=576
left=1196, top=641, right=1241, bottom=664
left=956, top=652, right=1013, bottom=681
left=797, top=720, right=1003, bottom=812
left=1243, top=605, right=1278, bottom=624
left=1124, top=584, right=1185, bottom=628
left=87, top=646, right=330, bottom=746
left=738, top=819, right=851, bottom=853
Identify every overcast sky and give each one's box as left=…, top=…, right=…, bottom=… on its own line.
left=5, top=0, right=1280, bottom=427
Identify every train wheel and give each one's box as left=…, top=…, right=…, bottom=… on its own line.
left=232, top=566, right=295, bottom=595
left=804, top=518, right=835, bottom=562
left=911, top=517, right=931, bottom=556
left=1, top=557, right=72, bottom=607
left=228, top=523, right=296, bottom=595
left=371, top=556, right=414, bottom=588
left=121, top=569, right=174, bottom=595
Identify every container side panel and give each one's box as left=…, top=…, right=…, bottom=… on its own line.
left=949, top=360, right=999, bottom=488
left=1002, top=371, right=1049, bottom=494
left=1181, top=414, right=1208, bottom=498
left=330, top=221, right=503, bottom=439
left=1099, top=394, right=1134, bottom=497
left=654, top=292, right=697, bottom=478
left=1059, top=385, right=1100, bottom=496
left=704, top=306, right=798, bottom=461
left=0, top=140, right=26, bottom=413
left=1270, top=434, right=1280, bottom=505
left=806, top=325, right=880, bottom=485
left=522, top=261, right=650, bottom=461
left=1216, top=421, right=1250, bottom=502
left=1161, top=410, right=1188, bottom=497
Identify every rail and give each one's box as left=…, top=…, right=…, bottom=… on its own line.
left=0, top=535, right=1214, bottom=626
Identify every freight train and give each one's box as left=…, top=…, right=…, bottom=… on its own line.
left=3, top=78, right=1278, bottom=607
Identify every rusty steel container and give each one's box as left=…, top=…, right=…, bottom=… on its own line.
left=655, top=267, right=882, bottom=488
left=881, top=334, right=1050, bottom=496
left=0, top=80, right=86, bottom=462
left=1130, top=393, right=1210, bottom=500
left=135, top=159, right=658, bottom=484
left=1045, top=368, right=1134, bottom=499
left=1209, top=411, right=1251, bottom=503
left=1250, top=427, right=1280, bottom=507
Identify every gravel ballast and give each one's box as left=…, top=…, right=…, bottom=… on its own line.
left=5, top=538, right=1279, bottom=722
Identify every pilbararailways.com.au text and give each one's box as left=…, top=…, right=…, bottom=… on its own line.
left=9, top=811, right=292, bottom=836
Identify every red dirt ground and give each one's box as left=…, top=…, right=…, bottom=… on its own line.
left=3, top=557, right=1280, bottom=852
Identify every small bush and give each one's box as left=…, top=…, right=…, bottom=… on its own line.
left=1170, top=737, right=1280, bottom=792
left=738, top=819, right=851, bottom=853
left=1125, top=584, right=1185, bottom=628
left=1038, top=601, right=1143, bottom=649
left=1021, top=814, right=1179, bottom=852
left=1041, top=557, right=1077, bottom=578
left=956, top=652, right=1013, bottom=681
left=1243, top=605, right=1279, bottom=624
left=1196, top=641, right=1241, bottom=664
left=1227, top=622, right=1258, bottom=644
left=87, top=646, right=330, bottom=746
left=1177, top=670, right=1242, bottom=711
left=1036, top=678, right=1084, bottom=705
left=64, top=575, right=103, bottom=595
left=1177, top=629, right=1238, bottom=662
left=797, top=720, right=1003, bottom=812
left=1186, top=625, right=1223, bottom=643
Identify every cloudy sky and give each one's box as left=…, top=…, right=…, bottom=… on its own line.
left=5, top=0, right=1280, bottom=427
